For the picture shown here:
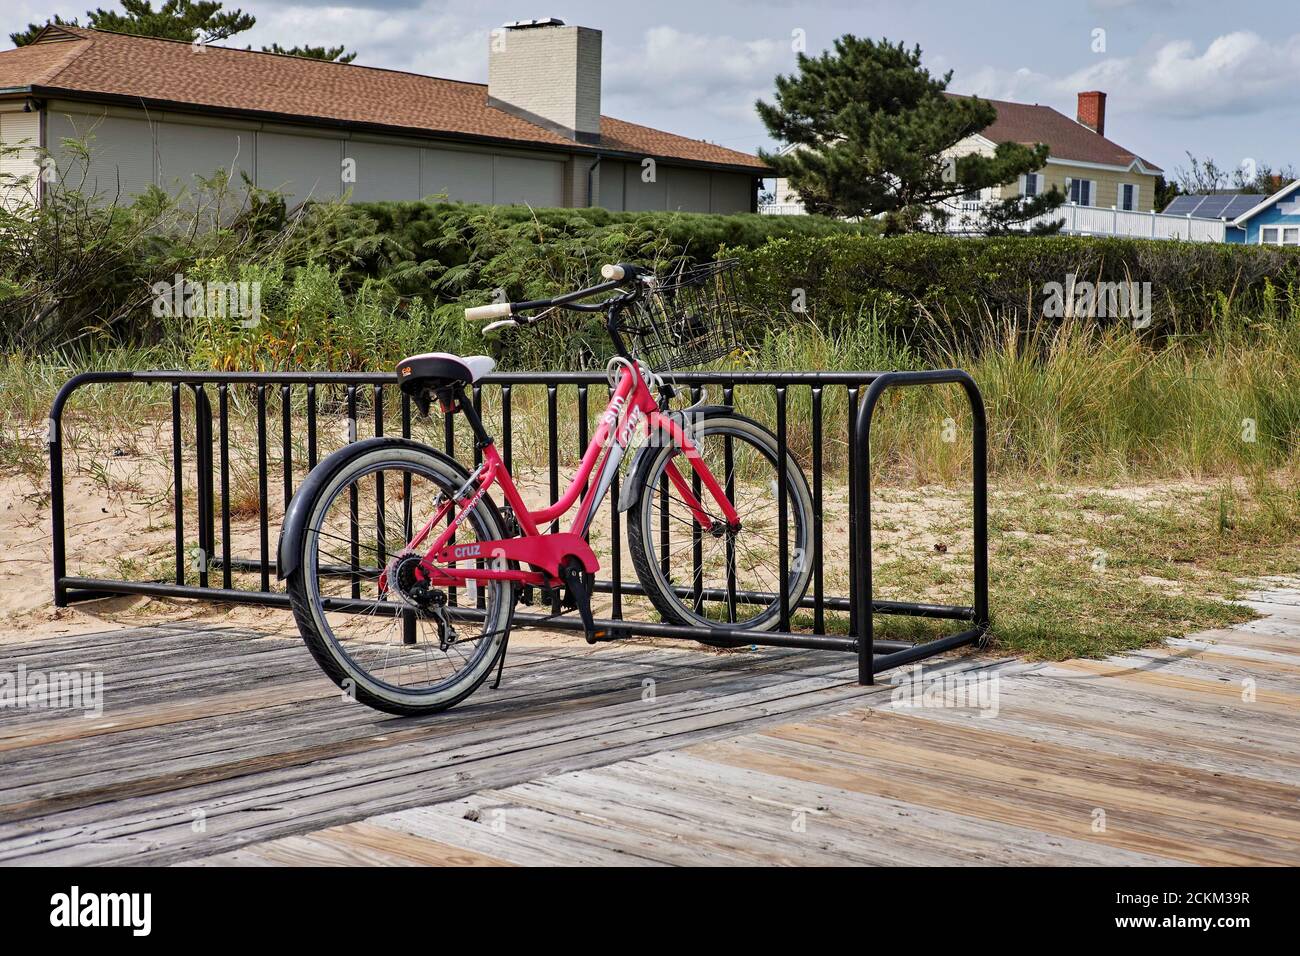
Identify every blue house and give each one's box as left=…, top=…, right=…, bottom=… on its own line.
left=1225, top=179, right=1300, bottom=244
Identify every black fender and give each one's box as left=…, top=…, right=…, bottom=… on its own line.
left=617, top=404, right=737, bottom=513
left=276, top=437, right=472, bottom=580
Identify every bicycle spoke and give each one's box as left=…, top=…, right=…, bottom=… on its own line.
left=642, top=422, right=808, bottom=629
left=304, top=459, right=511, bottom=699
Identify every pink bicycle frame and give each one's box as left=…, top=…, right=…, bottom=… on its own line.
left=387, top=362, right=740, bottom=592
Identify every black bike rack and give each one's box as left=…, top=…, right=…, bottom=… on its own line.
left=48, top=369, right=988, bottom=683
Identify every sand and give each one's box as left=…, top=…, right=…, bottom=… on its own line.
left=0, top=416, right=1236, bottom=649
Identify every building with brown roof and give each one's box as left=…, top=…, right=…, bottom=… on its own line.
left=0, top=19, right=770, bottom=213
left=952, top=91, right=1163, bottom=213
left=770, top=90, right=1165, bottom=226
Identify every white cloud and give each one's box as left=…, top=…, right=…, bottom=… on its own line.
left=1143, top=31, right=1300, bottom=114
left=235, top=3, right=485, bottom=79
left=603, top=26, right=792, bottom=129
left=958, top=30, right=1300, bottom=120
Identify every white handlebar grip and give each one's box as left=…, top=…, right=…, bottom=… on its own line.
left=464, top=302, right=512, bottom=321
left=600, top=264, right=625, bottom=281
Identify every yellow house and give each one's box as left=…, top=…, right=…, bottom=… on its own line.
left=948, top=91, right=1163, bottom=213
left=767, top=91, right=1166, bottom=228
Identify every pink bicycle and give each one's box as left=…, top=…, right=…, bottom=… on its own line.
left=280, top=262, right=813, bottom=714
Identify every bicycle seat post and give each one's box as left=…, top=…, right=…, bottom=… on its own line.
left=447, top=383, right=494, bottom=451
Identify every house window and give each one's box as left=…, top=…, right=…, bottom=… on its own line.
left=1067, top=178, right=1093, bottom=206
left=1020, top=173, right=1041, bottom=198
left=1259, top=226, right=1299, bottom=245
left=1119, top=183, right=1138, bottom=211
left=962, top=187, right=981, bottom=202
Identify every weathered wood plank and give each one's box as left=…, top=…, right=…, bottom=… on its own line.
left=0, top=645, right=888, bottom=864
left=691, top=735, right=1288, bottom=866
left=1046, top=659, right=1300, bottom=710
left=7, top=583, right=1300, bottom=867
left=366, top=751, right=1173, bottom=866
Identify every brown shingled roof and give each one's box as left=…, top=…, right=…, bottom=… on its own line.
left=952, top=94, right=1162, bottom=173
left=0, top=26, right=769, bottom=174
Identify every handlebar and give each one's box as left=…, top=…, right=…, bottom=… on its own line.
left=464, top=302, right=513, bottom=322
left=463, top=263, right=648, bottom=324
left=600, top=263, right=651, bottom=282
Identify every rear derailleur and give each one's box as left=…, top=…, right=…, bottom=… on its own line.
left=386, top=551, right=459, bottom=650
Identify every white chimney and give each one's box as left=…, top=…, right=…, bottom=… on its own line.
left=488, top=19, right=601, bottom=143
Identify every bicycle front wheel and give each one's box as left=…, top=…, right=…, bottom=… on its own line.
left=627, top=411, right=814, bottom=639
left=286, top=442, right=514, bottom=715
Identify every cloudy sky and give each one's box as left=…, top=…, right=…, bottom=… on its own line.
left=5, top=0, right=1297, bottom=177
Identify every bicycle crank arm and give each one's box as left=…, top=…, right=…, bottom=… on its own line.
left=559, top=560, right=604, bottom=645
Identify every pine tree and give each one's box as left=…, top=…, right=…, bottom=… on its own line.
left=261, top=43, right=357, bottom=64
left=757, top=36, right=1063, bottom=234
left=12, top=1, right=356, bottom=62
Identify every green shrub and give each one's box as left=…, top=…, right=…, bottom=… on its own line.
left=730, top=234, right=1300, bottom=342
left=0, top=139, right=350, bottom=352
left=324, top=201, right=872, bottom=300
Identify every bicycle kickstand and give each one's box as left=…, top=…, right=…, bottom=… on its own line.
left=490, top=627, right=511, bottom=690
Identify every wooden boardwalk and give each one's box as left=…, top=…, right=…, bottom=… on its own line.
left=2, top=584, right=1299, bottom=866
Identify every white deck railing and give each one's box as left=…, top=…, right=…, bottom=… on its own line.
left=762, top=199, right=1231, bottom=242
left=933, top=200, right=1229, bottom=240
left=1045, top=204, right=1227, bottom=242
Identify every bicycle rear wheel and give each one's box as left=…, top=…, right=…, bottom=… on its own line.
left=285, top=442, right=514, bottom=715
left=627, top=411, right=813, bottom=640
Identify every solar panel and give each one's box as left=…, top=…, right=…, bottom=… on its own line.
left=1162, top=193, right=1264, bottom=218
left=1197, top=195, right=1231, bottom=218
left=1225, top=195, right=1262, bottom=218
left=1163, top=196, right=1200, bottom=215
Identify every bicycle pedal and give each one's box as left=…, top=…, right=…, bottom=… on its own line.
left=519, top=584, right=535, bottom=606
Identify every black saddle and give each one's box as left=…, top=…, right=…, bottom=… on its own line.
left=397, top=352, right=496, bottom=398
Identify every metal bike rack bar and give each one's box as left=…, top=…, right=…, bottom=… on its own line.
left=48, top=368, right=989, bottom=680
left=852, top=370, right=990, bottom=682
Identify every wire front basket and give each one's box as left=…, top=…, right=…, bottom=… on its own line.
left=624, top=259, right=743, bottom=372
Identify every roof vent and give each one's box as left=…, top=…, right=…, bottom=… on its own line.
left=502, top=18, right=566, bottom=30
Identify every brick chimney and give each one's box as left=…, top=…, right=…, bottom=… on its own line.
left=488, top=19, right=601, bottom=144
left=1077, top=91, right=1106, bottom=137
